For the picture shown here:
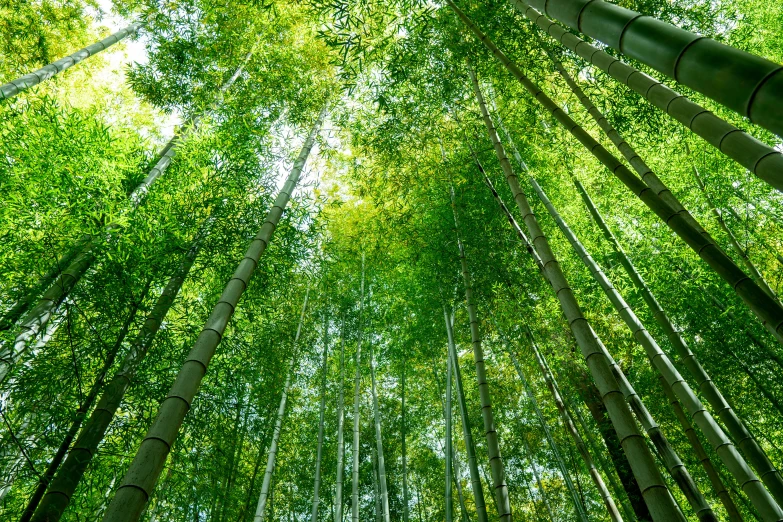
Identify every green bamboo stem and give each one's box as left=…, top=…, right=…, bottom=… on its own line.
left=0, top=23, right=143, bottom=101
left=352, top=253, right=366, bottom=522
left=334, top=318, right=346, bottom=522
left=575, top=179, right=783, bottom=507
left=453, top=3, right=783, bottom=350
left=370, top=341, right=391, bottom=522
left=445, top=307, right=454, bottom=522
left=100, top=106, right=325, bottom=522
left=508, top=0, right=783, bottom=139
left=311, top=313, right=329, bottom=522
left=532, top=176, right=783, bottom=521
left=464, top=53, right=684, bottom=521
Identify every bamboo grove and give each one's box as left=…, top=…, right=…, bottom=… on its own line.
left=0, top=0, right=782, bottom=519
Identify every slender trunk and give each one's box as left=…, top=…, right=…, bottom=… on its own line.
left=101, top=107, right=325, bottom=522
left=525, top=328, right=624, bottom=521
left=402, top=358, right=410, bottom=522
left=445, top=309, right=453, bottom=522
left=254, top=289, right=310, bottom=521
left=450, top=186, right=513, bottom=521
left=499, top=327, right=589, bottom=522
left=508, top=3, right=783, bottom=191
left=532, top=176, right=783, bottom=520
left=452, top=445, right=469, bottom=522
left=373, top=444, right=382, bottom=522
left=577, top=179, right=783, bottom=504
left=31, top=233, right=202, bottom=522
left=219, top=394, right=247, bottom=522
left=522, top=434, right=555, bottom=521
left=658, top=375, right=744, bottom=521
left=335, top=318, right=346, bottom=522
left=20, top=280, right=150, bottom=522
left=370, top=343, right=391, bottom=522
left=444, top=301, right=488, bottom=522
left=453, top=2, right=783, bottom=349
left=691, top=157, right=777, bottom=300
left=0, top=52, right=257, bottom=386
left=352, top=254, right=366, bottom=522
left=465, top=58, right=683, bottom=521
left=0, top=23, right=143, bottom=100
left=311, top=313, right=329, bottom=522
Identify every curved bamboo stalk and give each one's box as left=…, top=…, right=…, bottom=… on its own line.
left=574, top=179, right=783, bottom=508
left=508, top=0, right=783, bottom=139
left=100, top=107, right=325, bottom=522
left=464, top=56, right=685, bottom=521
left=0, top=23, right=143, bottom=101
left=451, top=3, right=783, bottom=350
left=531, top=176, right=783, bottom=521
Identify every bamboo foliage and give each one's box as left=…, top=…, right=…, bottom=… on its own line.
left=100, top=106, right=326, bottom=522
left=531, top=176, right=783, bottom=521
left=466, top=58, right=685, bottom=521
left=508, top=0, right=783, bottom=138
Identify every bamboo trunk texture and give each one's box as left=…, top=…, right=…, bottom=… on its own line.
left=30, top=233, right=203, bottom=522
left=444, top=308, right=454, bottom=522
left=574, top=179, right=783, bottom=509
left=451, top=182, right=513, bottom=521
left=311, top=314, right=329, bottom=522
left=0, top=23, right=143, bottom=101
left=352, top=253, right=366, bottom=522
left=508, top=0, right=783, bottom=139
left=334, top=319, right=346, bottom=522
left=453, top=5, right=783, bottom=350
left=100, top=107, right=325, bottom=522
left=444, top=308, right=489, bottom=522
left=531, top=176, right=783, bottom=521
left=464, top=55, right=685, bottom=521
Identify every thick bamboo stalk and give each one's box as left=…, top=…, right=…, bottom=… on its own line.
left=451, top=184, right=513, bottom=521
left=311, top=313, right=330, bottom=522
left=0, top=52, right=256, bottom=385
left=334, top=319, right=346, bottom=522
left=531, top=176, right=783, bottom=521
left=452, top=3, right=783, bottom=348
left=464, top=57, right=684, bottom=521
left=0, top=23, right=143, bottom=101
left=370, top=343, right=391, bottom=522
left=20, top=280, right=150, bottom=522
left=30, top=233, right=203, bottom=522
left=100, top=107, right=325, bottom=522
left=444, top=308, right=489, bottom=522
left=508, top=0, right=783, bottom=138
left=510, top=2, right=783, bottom=193
left=574, top=179, right=783, bottom=508
left=352, top=253, right=366, bottom=522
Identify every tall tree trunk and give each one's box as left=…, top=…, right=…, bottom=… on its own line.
left=445, top=308, right=453, bottom=522
left=370, top=343, right=391, bottom=522
left=254, top=289, right=310, bottom=522
left=524, top=328, right=624, bottom=521
left=443, top=310, right=489, bottom=522
left=352, top=253, right=366, bottom=522
left=452, top=2, right=783, bottom=350
left=465, top=58, right=683, bottom=521
left=31, top=231, right=204, bottom=522
left=20, top=279, right=151, bottom=522
left=311, top=313, right=330, bottom=522
left=401, top=358, right=410, bottom=522
left=373, top=444, right=382, bottom=522
left=100, top=106, right=326, bottom=522
left=506, top=0, right=783, bottom=140
left=573, top=178, right=783, bottom=510
left=498, top=325, right=589, bottom=522
left=508, top=2, right=783, bottom=191
left=335, top=318, right=347, bottom=522
left=0, top=51, right=257, bottom=385
left=531, top=176, right=782, bottom=521
left=449, top=186, right=513, bottom=521
left=0, top=23, right=143, bottom=101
